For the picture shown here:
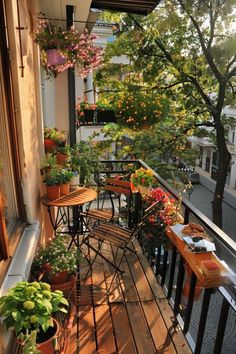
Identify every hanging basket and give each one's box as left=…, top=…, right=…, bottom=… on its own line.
left=46, top=49, right=66, bottom=66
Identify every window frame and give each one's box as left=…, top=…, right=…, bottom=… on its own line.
left=0, top=0, right=26, bottom=284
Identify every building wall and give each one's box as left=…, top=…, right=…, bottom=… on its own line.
left=5, top=0, right=43, bottom=223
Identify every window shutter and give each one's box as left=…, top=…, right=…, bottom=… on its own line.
left=0, top=192, right=9, bottom=260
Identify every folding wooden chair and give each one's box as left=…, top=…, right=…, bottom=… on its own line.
left=81, top=177, right=132, bottom=228
left=82, top=199, right=164, bottom=289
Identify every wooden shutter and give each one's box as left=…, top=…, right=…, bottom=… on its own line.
left=0, top=192, right=9, bottom=259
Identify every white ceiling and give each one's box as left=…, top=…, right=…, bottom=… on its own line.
left=37, top=0, right=93, bottom=33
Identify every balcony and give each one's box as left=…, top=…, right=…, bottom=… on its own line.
left=36, top=160, right=236, bottom=354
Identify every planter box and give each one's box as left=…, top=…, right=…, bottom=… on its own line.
left=79, top=110, right=116, bottom=125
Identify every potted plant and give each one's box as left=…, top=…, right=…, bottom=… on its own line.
left=33, top=21, right=103, bottom=78
left=0, top=281, right=69, bottom=354
left=44, top=127, right=66, bottom=152
left=141, top=187, right=184, bottom=254
left=40, top=153, right=57, bottom=176
left=59, top=169, right=74, bottom=195
left=44, top=168, right=61, bottom=200
left=56, top=144, right=71, bottom=165
left=31, top=236, right=80, bottom=300
left=70, top=149, right=80, bottom=189
left=131, top=167, right=154, bottom=194
left=72, top=141, right=101, bottom=186
left=76, top=97, right=115, bottom=127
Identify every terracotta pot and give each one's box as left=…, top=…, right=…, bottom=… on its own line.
left=60, top=183, right=70, bottom=195
left=44, top=139, right=57, bottom=153
left=46, top=49, right=66, bottom=66
left=130, top=182, right=139, bottom=193
left=138, top=185, right=151, bottom=195
left=56, top=153, right=68, bottom=165
left=50, top=271, right=69, bottom=285
left=46, top=185, right=60, bottom=200
left=70, top=175, right=80, bottom=190
left=51, top=275, right=77, bottom=304
left=16, top=318, right=60, bottom=354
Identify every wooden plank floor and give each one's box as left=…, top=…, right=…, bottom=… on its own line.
left=67, top=238, right=192, bottom=354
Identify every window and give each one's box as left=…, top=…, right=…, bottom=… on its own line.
left=0, top=0, right=25, bottom=267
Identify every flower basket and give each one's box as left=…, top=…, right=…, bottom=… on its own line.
left=46, top=48, right=66, bottom=66
left=33, top=21, right=103, bottom=78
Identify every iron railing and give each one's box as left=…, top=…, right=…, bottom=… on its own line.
left=96, top=159, right=236, bottom=354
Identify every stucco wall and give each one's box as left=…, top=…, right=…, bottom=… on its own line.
left=5, top=0, right=43, bottom=223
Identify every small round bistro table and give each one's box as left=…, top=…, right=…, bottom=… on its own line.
left=41, top=187, right=97, bottom=249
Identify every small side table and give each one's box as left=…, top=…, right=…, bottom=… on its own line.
left=41, top=187, right=97, bottom=249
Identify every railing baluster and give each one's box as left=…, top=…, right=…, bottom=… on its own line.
left=167, top=247, right=177, bottom=299
left=155, top=246, right=162, bottom=276
left=183, top=272, right=197, bottom=333
left=160, top=250, right=168, bottom=286
left=173, top=256, right=185, bottom=315
left=213, top=297, right=230, bottom=354
left=194, top=288, right=212, bottom=354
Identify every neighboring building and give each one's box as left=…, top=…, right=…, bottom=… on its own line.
left=190, top=106, right=236, bottom=207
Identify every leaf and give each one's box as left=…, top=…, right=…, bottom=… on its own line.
left=60, top=297, right=69, bottom=306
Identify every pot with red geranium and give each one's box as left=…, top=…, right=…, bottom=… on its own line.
left=0, top=281, right=69, bottom=354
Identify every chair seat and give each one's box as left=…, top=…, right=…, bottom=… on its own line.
left=88, top=223, right=132, bottom=246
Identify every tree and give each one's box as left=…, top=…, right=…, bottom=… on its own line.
left=96, top=1, right=236, bottom=228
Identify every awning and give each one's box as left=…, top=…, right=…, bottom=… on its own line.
left=91, top=0, right=162, bottom=15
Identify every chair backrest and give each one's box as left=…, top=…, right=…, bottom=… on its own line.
left=104, top=178, right=131, bottom=196
left=130, top=198, right=164, bottom=238
left=100, top=178, right=132, bottom=225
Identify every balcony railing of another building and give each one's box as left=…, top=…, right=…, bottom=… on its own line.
left=92, top=159, right=236, bottom=354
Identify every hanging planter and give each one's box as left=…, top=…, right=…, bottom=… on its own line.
left=33, top=21, right=103, bottom=78
left=46, top=48, right=66, bottom=66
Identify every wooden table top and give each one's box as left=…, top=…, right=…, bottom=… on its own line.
left=166, top=226, right=226, bottom=288
left=41, top=187, right=97, bottom=207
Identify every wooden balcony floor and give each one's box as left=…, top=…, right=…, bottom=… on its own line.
left=67, top=238, right=192, bottom=354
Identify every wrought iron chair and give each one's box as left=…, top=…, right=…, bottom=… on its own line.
left=81, top=177, right=132, bottom=228
left=82, top=199, right=164, bottom=290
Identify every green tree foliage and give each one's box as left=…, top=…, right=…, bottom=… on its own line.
left=96, top=1, right=236, bottom=227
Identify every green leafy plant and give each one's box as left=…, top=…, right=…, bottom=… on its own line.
left=32, top=236, right=81, bottom=279
left=59, top=169, right=74, bottom=184
left=0, top=281, right=68, bottom=353
left=72, top=141, right=101, bottom=185
left=131, top=168, right=154, bottom=187
left=44, top=168, right=61, bottom=186
left=33, top=21, right=103, bottom=77
left=57, top=144, right=71, bottom=156
left=40, top=154, right=57, bottom=174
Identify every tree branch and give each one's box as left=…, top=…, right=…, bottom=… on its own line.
left=177, top=0, right=222, bottom=81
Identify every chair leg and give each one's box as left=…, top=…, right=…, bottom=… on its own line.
left=82, top=239, right=103, bottom=280
left=82, top=239, right=125, bottom=279
left=106, top=248, right=126, bottom=294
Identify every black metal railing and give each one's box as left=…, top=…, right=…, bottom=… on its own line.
left=95, top=159, right=236, bottom=354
